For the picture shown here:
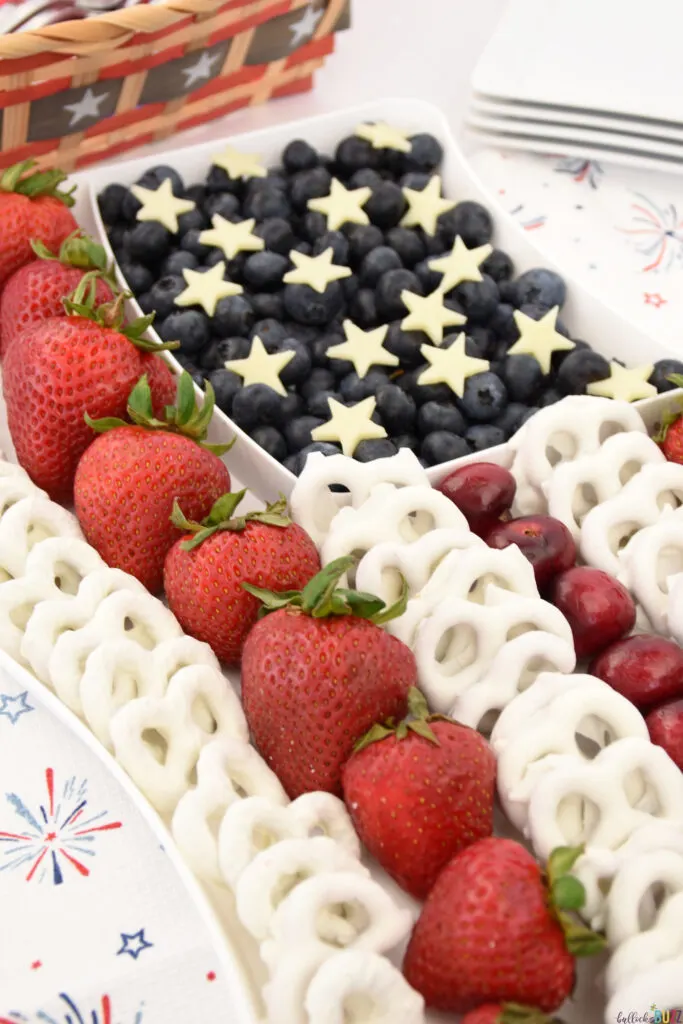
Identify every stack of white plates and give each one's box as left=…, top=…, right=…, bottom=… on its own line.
left=468, top=0, right=683, bottom=174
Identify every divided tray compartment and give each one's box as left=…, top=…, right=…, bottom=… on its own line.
left=70, top=97, right=675, bottom=503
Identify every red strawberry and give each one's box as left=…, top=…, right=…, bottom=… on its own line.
left=3, top=282, right=178, bottom=503
left=0, top=232, right=115, bottom=356
left=164, top=490, right=320, bottom=663
left=403, top=839, right=605, bottom=1013
left=462, top=1005, right=556, bottom=1024
left=0, top=160, right=78, bottom=290
left=140, top=351, right=178, bottom=418
left=74, top=373, right=232, bottom=593
left=240, top=557, right=417, bottom=797
left=656, top=378, right=683, bottom=463
left=342, top=690, right=495, bottom=899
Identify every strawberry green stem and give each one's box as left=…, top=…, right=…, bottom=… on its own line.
left=495, top=1006, right=559, bottom=1024
left=242, top=555, right=408, bottom=625
left=544, top=846, right=606, bottom=957
left=31, top=230, right=114, bottom=281
left=62, top=277, right=177, bottom=353
left=173, top=491, right=292, bottom=550
left=354, top=687, right=442, bottom=752
left=0, top=159, right=76, bottom=206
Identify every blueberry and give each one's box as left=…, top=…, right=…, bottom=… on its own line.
left=283, top=139, right=320, bottom=173
left=489, top=303, right=518, bottom=344
left=348, top=288, right=379, bottom=328
left=250, top=318, right=288, bottom=345
left=424, top=233, right=448, bottom=256
left=414, top=257, right=443, bottom=294
left=146, top=275, right=187, bottom=320
left=231, top=384, right=285, bottom=431
left=300, top=367, right=336, bottom=399
left=98, top=183, right=128, bottom=225
left=514, top=268, right=567, bottom=310
left=280, top=391, right=305, bottom=423
left=200, top=249, right=224, bottom=271
left=251, top=292, right=285, bottom=321
left=243, top=186, right=291, bottom=222
left=136, top=292, right=155, bottom=315
left=212, top=294, right=255, bottom=339
left=208, top=368, right=242, bottom=414
left=375, top=384, right=417, bottom=434
left=355, top=438, right=399, bottom=461
left=243, top=251, right=289, bottom=291
left=364, top=182, right=406, bottom=230
left=392, top=433, right=419, bottom=452
left=375, top=269, right=423, bottom=321
left=384, top=322, right=426, bottom=368
left=452, top=275, right=499, bottom=324
left=254, top=217, right=297, bottom=255
left=385, top=227, right=425, bottom=267
left=158, top=310, right=210, bottom=357
left=250, top=425, right=287, bottom=462
left=185, top=184, right=207, bottom=207
left=290, top=167, right=333, bottom=212
left=342, top=275, right=360, bottom=305
left=281, top=280, right=344, bottom=327
left=284, top=322, right=318, bottom=345
left=121, top=188, right=143, bottom=223
left=283, top=455, right=301, bottom=475
left=161, top=250, right=199, bottom=277
left=403, top=367, right=453, bottom=406
left=284, top=415, right=324, bottom=453
left=177, top=207, right=208, bottom=235
left=224, top=253, right=247, bottom=281
left=649, top=359, right=683, bottom=392
left=349, top=169, right=384, bottom=190
left=340, top=369, right=391, bottom=402
left=297, top=441, right=342, bottom=471
left=334, top=136, right=379, bottom=174
left=139, top=164, right=184, bottom=195
left=465, top=424, right=507, bottom=451
left=307, top=389, right=340, bottom=418
left=416, top=400, right=467, bottom=438
left=420, top=431, right=471, bottom=465
left=127, top=222, right=172, bottom=266
left=465, top=325, right=496, bottom=357
left=493, top=402, right=528, bottom=439
left=556, top=348, right=610, bottom=395
left=359, top=246, right=402, bottom=287
left=204, top=192, right=240, bottom=221
left=502, top=354, right=544, bottom=403
left=200, top=336, right=250, bottom=371
left=108, top=224, right=130, bottom=254
left=481, top=249, right=514, bottom=283
left=347, top=224, right=384, bottom=266
left=498, top=280, right=519, bottom=306
left=300, top=211, right=329, bottom=243
left=205, top=165, right=242, bottom=196
left=118, top=261, right=153, bottom=295
left=539, top=387, right=562, bottom=407
left=406, top=133, right=443, bottom=172
left=311, top=334, right=350, bottom=375
left=180, top=229, right=211, bottom=261
left=312, top=230, right=350, bottom=264
left=440, top=201, right=493, bottom=248
left=400, top=171, right=432, bottom=191
left=269, top=337, right=312, bottom=387
left=520, top=407, right=539, bottom=426
left=458, top=371, right=508, bottom=422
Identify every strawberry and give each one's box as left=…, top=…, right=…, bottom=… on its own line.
left=341, top=689, right=495, bottom=899
left=0, top=160, right=78, bottom=290
left=2, top=279, right=178, bottom=503
left=141, top=351, right=178, bottom=416
left=240, top=557, right=417, bottom=798
left=74, top=372, right=232, bottom=593
left=462, top=1005, right=556, bottom=1024
left=656, top=374, right=683, bottom=463
left=403, top=839, right=605, bottom=1014
left=0, top=232, right=115, bottom=357
left=164, top=491, right=320, bottom=663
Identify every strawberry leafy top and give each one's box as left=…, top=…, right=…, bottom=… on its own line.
left=0, top=159, right=76, bottom=207
left=543, top=845, right=606, bottom=957
left=354, top=687, right=442, bottom=751
left=653, top=372, right=683, bottom=443
left=62, top=275, right=177, bottom=353
left=31, top=230, right=114, bottom=280
left=492, top=1007, right=559, bottom=1024
left=243, top=554, right=408, bottom=624
left=85, top=371, right=233, bottom=456
left=173, top=490, right=292, bottom=551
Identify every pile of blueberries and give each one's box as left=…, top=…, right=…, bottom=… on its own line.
left=97, top=129, right=683, bottom=475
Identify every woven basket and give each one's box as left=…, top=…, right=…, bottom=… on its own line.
left=0, top=0, right=349, bottom=171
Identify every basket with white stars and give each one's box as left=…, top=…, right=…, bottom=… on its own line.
left=0, top=0, right=349, bottom=172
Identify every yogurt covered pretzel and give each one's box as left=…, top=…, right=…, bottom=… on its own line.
left=0, top=495, right=84, bottom=580
left=618, top=517, right=683, bottom=636
left=606, top=890, right=683, bottom=999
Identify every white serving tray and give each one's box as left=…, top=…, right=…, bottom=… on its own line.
left=67, top=98, right=674, bottom=504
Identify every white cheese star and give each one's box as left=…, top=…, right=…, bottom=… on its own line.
left=211, top=145, right=267, bottom=180
left=400, top=175, right=456, bottom=236
left=199, top=215, right=265, bottom=260
left=428, top=236, right=494, bottom=292
left=311, top=396, right=387, bottom=457
left=174, top=261, right=242, bottom=317
left=308, top=179, right=372, bottom=231
left=282, top=247, right=351, bottom=293
left=327, top=321, right=398, bottom=379
left=355, top=121, right=412, bottom=153
left=224, top=336, right=294, bottom=397
left=400, top=288, right=466, bottom=345
left=507, top=307, right=575, bottom=375
left=130, top=179, right=196, bottom=234
left=587, top=361, right=657, bottom=402
left=417, top=335, right=490, bottom=397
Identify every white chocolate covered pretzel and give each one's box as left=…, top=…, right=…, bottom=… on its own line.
left=606, top=954, right=683, bottom=1024
left=618, top=517, right=683, bottom=636
left=606, top=890, right=683, bottom=998
left=303, top=950, right=425, bottom=1024
left=0, top=496, right=83, bottom=580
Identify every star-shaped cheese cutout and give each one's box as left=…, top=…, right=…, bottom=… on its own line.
left=311, top=397, right=387, bottom=457
left=308, top=179, right=372, bottom=231
left=130, top=179, right=196, bottom=234
left=355, top=121, right=412, bottom=153
left=400, top=175, right=456, bottom=236
left=417, top=334, right=490, bottom=397
left=211, top=145, right=267, bottom=180
left=174, top=261, right=242, bottom=316
left=507, top=307, right=575, bottom=375
left=587, top=361, right=656, bottom=402
left=428, top=236, right=494, bottom=292
left=283, top=247, right=351, bottom=293
left=400, top=288, right=466, bottom=345
left=199, top=215, right=265, bottom=260
left=224, top=336, right=294, bottom=397
left=327, top=321, right=398, bottom=379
